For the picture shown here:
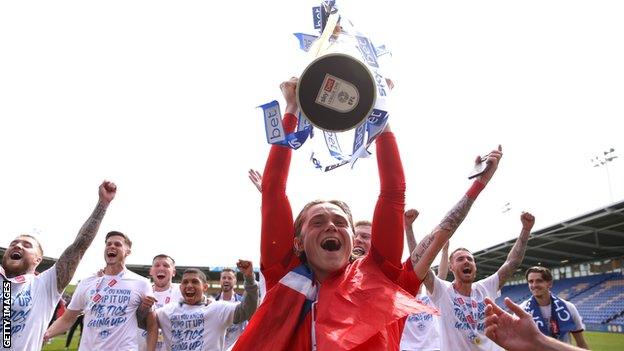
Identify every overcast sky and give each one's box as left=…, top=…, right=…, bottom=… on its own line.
left=1, top=1, right=623, bottom=282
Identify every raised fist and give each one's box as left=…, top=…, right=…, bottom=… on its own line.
left=404, top=209, right=419, bottom=226
left=280, top=77, right=299, bottom=112
left=99, top=181, right=117, bottom=204
left=236, top=259, right=254, bottom=278
left=520, top=212, right=535, bottom=230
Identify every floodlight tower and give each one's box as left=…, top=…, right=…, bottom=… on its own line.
left=591, top=148, right=618, bottom=202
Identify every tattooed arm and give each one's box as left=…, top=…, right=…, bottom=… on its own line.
left=417, top=194, right=477, bottom=290
left=404, top=209, right=448, bottom=282
left=420, top=146, right=503, bottom=292
left=495, top=212, right=534, bottom=289
left=55, top=181, right=116, bottom=293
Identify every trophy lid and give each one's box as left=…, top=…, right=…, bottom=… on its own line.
left=297, top=53, right=377, bottom=132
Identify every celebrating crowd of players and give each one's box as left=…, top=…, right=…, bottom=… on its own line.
left=1, top=78, right=590, bottom=350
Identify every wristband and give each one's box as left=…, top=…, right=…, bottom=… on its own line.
left=466, top=180, right=486, bottom=200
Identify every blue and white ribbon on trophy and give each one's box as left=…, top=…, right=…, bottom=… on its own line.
left=260, top=0, right=392, bottom=171
left=260, top=100, right=313, bottom=150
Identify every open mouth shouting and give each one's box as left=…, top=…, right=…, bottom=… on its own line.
left=9, top=251, right=23, bottom=261
left=352, top=246, right=366, bottom=256
left=320, top=237, right=342, bottom=252
left=183, top=287, right=202, bottom=304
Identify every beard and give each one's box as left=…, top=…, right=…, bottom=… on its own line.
left=2, top=256, right=32, bottom=277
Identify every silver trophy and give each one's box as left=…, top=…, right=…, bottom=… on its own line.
left=297, top=3, right=380, bottom=132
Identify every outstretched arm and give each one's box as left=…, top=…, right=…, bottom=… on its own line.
left=55, top=181, right=116, bottom=293
left=419, top=190, right=479, bottom=290
left=496, top=212, right=534, bottom=289
left=420, top=146, right=503, bottom=292
left=485, top=297, right=585, bottom=351
left=370, top=124, right=406, bottom=271
left=260, top=78, right=298, bottom=282
left=45, top=309, right=81, bottom=340
left=232, top=260, right=259, bottom=324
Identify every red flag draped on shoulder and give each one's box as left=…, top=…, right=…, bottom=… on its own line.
left=234, top=257, right=438, bottom=351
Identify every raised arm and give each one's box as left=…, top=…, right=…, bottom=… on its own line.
left=55, top=181, right=116, bottom=293
left=420, top=146, right=502, bottom=291
left=232, top=260, right=259, bottom=324
left=496, top=212, right=534, bottom=289
left=260, top=78, right=298, bottom=278
left=248, top=169, right=263, bottom=193
left=437, top=241, right=450, bottom=279
left=370, top=124, right=406, bottom=271
left=404, top=209, right=419, bottom=254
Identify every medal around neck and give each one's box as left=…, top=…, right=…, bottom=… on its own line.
left=297, top=53, right=376, bottom=132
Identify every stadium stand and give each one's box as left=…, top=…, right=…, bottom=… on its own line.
left=499, top=272, right=624, bottom=332
left=454, top=199, right=624, bottom=333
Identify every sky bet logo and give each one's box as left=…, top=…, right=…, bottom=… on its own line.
left=324, top=77, right=335, bottom=92
left=2, top=281, right=11, bottom=348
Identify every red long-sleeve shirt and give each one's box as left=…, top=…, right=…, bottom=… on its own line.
left=258, top=113, right=411, bottom=350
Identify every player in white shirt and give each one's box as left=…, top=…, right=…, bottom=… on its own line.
left=214, top=268, right=248, bottom=350
left=138, top=254, right=183, bottom=351
left=388, top=146, right=501, bottom=351
left=149, top=261, right=258, bottom=351
left=400, top=208, right=450, bottom=351
left=46, top=231, right=155, bottom=350
left=1, top=181, right=116, bottom=350
left=519, top=266, right=588, bottom=348
left=425, top=212, right=534, bottom=351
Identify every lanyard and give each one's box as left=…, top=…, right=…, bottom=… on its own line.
left=0, top=268, right=34, bottom=285
left=1, top=271, right=35, bottom=309
left=88, top=270, right=125, bottom=308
